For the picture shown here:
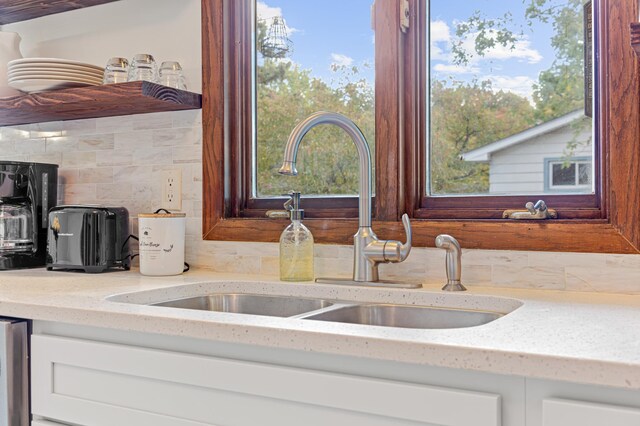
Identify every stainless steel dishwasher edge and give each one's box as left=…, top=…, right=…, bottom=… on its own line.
left=0, top=318, right=28, bottom=426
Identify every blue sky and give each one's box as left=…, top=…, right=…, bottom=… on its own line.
left=258, top=0, right=577, bottom=102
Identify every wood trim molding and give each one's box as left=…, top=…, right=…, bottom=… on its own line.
left=202, top=0, right=640, bottom=253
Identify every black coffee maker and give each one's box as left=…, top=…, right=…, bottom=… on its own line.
left=0, top=162, right=58, bottom=269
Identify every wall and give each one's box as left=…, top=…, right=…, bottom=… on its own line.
left=1, top=111, right=640, bottom=294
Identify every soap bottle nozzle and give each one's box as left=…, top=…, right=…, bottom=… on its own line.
left=284, top=191, right=304, bottom=221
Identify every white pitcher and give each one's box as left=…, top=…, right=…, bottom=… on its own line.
left=0, top=32, right=22, bottom=98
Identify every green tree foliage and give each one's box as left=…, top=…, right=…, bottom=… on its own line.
left=430, top=80, right=535, bottom=193
left=256, top=59, right=374, bottom=196
left=451, top=0, right=587, bottom=121
left=529, top=0, right=586, bottom=121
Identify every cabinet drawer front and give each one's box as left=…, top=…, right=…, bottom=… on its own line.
left=32, top=334, right=500, bottom=426
left=543, top=398, right=640, bottom=426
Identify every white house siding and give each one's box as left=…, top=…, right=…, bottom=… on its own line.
left=488, top=121, right=592, bottom=194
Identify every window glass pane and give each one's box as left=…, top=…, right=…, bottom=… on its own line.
left=428, top=0, right=594, bottom=196
left=254, top=1, right=375, bottom=197
left=552, top=163, right=576, bottom=186
left=578, top=162, right=591, bottom=185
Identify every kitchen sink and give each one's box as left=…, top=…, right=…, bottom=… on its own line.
left=299, top=304, right=502, bottom=329
left=151, top=294, right=502, bottom=329
left=152, top=293, right=334, bottom=318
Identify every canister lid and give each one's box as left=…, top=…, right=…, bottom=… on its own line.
left=139, top=213, right=186, bottom=218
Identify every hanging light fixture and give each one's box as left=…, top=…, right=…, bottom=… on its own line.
left=259, top=16, right=293, bottom=59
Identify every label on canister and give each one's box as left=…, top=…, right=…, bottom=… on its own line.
left=138, top=213, right=186, bottom=276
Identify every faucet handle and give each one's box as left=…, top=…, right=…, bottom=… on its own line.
left=381, top=214, right=412, bottom=262
left=399, top=213, right=412, bottom=261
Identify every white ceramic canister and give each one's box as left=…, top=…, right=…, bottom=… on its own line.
left=0, top=31, right=22, bottom=98
left=138, top=213, right=186, bottom=276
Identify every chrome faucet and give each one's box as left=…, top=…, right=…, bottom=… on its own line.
left=435, top=234, right=466, bottom=291
left=279, top=111, right=412, bottom=283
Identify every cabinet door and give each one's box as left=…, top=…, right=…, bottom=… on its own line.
left=543, top=399, right=640, bottom=426
left=32, top=334, right=501, bottom=426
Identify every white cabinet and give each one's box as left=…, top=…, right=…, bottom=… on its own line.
left=34, top=322, right=640, bottom=426
left=31, top=334, right=503, bottom=426
left=542, top=399, right=640, bottom=426
left=526, top=378, right=640, bottom=426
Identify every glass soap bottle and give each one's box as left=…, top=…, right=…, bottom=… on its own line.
left=279, top=192, right=314, bottom=281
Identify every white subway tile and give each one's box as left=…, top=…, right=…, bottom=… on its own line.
left=113, top=165, right=153, bottom=183
left=133, top=112, right=174, bottom=130
left=152, top=128, right=199, bottom=147
left=96, top=115, right=134, bottom=133
left=492, top=265, right=566, bottom=290
left=114, top=130, right=154, bottom=150
left=78, top=134, right=115, bottom=151
left=96, top=182, right=132, bottom=200
left=46, top=136, right=78, bottom=152
left=14, top=138, right=46, bottom=154
left=79, top=167, right=114, bottom=183
left=28, top=152, right=62, bottom=164
left=62, top=151, right=96, bottom=168
left=132, top=147, right=173, bottom=165
left=96, top=149, right=133, bottom=167
left=64, top=184, right=97, bottom=201
left=61, top=118, right=97, bottom=135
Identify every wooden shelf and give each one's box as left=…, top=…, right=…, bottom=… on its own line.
left=0, top=0, right=120, bottom=25
left=0, top=81, right=202, bottom=127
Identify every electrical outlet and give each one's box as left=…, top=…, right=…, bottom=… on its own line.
left=161, top=169, right=182, bottom=211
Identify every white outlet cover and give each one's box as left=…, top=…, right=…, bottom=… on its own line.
left=161, top=169, right=182, bottom=211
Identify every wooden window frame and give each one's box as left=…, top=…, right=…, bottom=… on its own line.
left=202, top=0, right=640, bottom=253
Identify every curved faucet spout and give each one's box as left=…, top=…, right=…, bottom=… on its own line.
left=278, top=111, right=372, bottom=228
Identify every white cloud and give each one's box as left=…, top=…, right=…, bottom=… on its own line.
left=430, top=20, right=451, bottom=61
left=431, top=20, right=451, bottom=42
left=486, top=75, right=536, bottom=101
left=434, top=63, right=480, bottom=75
left=459, top=30, right=542, bottom=64
left=331, top=53, right=354, bottom=67
left=256, top=1, right=281, bottom=20
left=257, top=1, right=298, bottom=34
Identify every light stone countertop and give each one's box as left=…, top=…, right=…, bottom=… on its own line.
left=2, top=267, right=640, bottom=389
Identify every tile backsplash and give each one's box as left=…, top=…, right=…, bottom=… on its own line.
left=1, top=110, right=639, bottom=294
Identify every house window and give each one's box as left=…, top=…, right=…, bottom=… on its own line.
left=427, top=0, right=593, bottom=197
left=204, top=0, right=640, bottom=253
left=545, top=157, right=592, bottom=192
left=417, top=0, right=599, bottom=219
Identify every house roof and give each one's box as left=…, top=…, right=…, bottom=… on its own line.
left=461, top=110, right=586, bottom=162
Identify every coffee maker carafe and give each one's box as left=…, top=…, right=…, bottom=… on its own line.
left=0, top=162, right=57, bottom=269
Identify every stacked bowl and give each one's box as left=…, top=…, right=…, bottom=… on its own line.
left=7, top=58, right=104, bottom=94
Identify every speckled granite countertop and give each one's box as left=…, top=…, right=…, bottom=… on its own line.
left=2, top=268, right=640, bottom=389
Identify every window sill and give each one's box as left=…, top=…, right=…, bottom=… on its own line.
left=202, top=217, right=638, bottom=254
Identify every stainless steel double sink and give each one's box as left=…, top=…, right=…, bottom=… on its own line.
left=151, top=294, right=503, bottom=329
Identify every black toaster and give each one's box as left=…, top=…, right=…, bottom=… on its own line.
left=46, top=205, right=131, bottom=273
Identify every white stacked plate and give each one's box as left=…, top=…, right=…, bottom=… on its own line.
left=7, top=58, right=105, bottom=93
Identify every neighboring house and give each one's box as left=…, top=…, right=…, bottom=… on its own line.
left=461, top=110, right=593, bottom=194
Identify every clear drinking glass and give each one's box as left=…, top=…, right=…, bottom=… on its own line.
left=127, top=54, right=158, bottom=83
left=158, top=61, right=187, bottom=90
left=103, top=57, right=129, bottom=84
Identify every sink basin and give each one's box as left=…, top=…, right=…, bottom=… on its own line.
left=301, top=304, right=502, bottom=329
left=152, top=293, right=334, bottom=318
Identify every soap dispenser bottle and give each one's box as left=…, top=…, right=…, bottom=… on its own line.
left=279, top=192, right=314, bottom=282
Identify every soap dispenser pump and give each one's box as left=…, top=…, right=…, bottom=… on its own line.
left=279, top=192, right=314, bottom=282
